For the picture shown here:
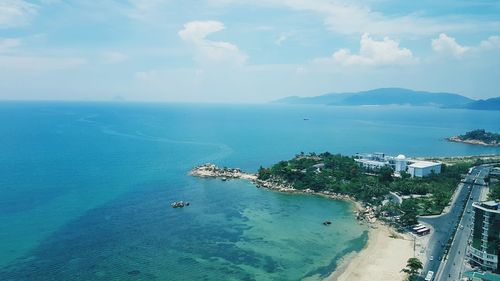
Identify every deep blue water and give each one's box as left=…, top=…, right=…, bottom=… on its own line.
left=0, top=102, right=499, bottom=280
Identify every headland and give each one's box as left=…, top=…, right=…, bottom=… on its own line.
left=188, top=150, right=489, bottom=281
left=447, top=129, right=500, bottom=147
left=189, top=162, right=413, bottom=281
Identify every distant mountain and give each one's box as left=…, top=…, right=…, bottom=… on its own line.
left=463, top=97, right=500, bottom=110
left=274, top=93, right=355, bottom=105
left=274, top=88, right=475, bottom=108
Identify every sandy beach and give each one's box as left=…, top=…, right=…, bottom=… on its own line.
left=327, top=223, right=414, bottom=281
left=191, top=164, right=416, bottom=281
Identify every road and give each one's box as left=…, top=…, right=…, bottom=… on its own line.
left=418, top=165, right=490, bottom=280
left=437, top=166, right=490, bottom=281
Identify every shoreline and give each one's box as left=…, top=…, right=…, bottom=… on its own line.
left=189, top=164, right=371, bottom=219
left=189, top=163, right=411, bottom=280
left=446, top=136, right=500, bottom=147
left=416, top=153, right=500, bottom=166
left=325, top=222, right=413, bottom=281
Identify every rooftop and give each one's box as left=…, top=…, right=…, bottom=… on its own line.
left=463, top=271, right=500, bottom=281
left=408, top=161, right=441, bottom=168
left=473, top=200, right=500, bottom=213
left=354, top=159, right=388, bottom=166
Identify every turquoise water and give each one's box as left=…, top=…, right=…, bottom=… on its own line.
left=0, top=102, right=499, bottom=280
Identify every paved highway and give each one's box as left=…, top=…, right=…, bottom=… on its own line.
left=418, top=166, right=489, bottom=280
left=437, top=166, right=490, bottom=281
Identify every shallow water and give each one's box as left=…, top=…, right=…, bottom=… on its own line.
left=0, top=102, right=499, bottom=280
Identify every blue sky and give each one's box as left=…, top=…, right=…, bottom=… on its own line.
left=0, top=0, right=499, bottom=102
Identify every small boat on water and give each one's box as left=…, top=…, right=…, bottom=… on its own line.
left=221, top=177, right=227, bottom=181
left=323, top=220, right=332, bottom=225
left=171, top=201, right=189, bottom=208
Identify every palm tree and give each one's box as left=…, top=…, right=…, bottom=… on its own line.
left=401, top=257, right=423, bottom=280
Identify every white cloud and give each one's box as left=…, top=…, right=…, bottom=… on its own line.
left=275, top=32, right=293, bottom=45
left=316, top=33, right=416, bottom=66
left=311, top=1, right=470, bottom=36
left=431, top=34, right=500, bottom=58
left=208, top=0, right=483, bottom=36
left=0, top=0, right=38, bottom=28
left=101, top=51, right=128, bottom=64
left=479, top=35, right=500, bottom=50
left=0, top=38, right=21, bottom=53
left=179, top=20, right=247, bottom=65
left=431, top=33, right=469, bottom=57
left=179, top=20, right=225, bottom=42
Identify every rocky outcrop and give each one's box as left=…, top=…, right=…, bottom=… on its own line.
left=189, top=163, right=375, bottom=223
left=189, top=163, right=257, bottom=180
left=171, top=201, right=189, bottom=208
left=447, top=136, right=500, bottom=147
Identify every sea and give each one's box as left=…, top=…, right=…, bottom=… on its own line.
left=0, top=102, right=499, bottom=281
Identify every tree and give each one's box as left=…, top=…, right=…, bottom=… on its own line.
left=400, top=199, right=418, bottom=226
left=400, top=171, right=411, bottom=180
left=380, top=202, right=401, bottom=217
left=489, top=183, right=500, bottom=200
left=401, top=258, right=423, bottom=280
left=379, top=166, right=394, bottom=183
left=257, top=166, right=271, bottom=180
left=422, top=199, right=434, bottom=215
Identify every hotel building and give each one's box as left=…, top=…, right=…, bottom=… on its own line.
left=469, top=201, right=500, bottom=273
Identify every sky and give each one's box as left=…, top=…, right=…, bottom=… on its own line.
left=0, top=0, right=499, bottom=102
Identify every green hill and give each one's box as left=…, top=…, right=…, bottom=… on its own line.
left=464, top=97, right=500, bottom=110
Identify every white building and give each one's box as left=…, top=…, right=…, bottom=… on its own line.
left=355, top=159, right=389, bottom=170
left=394, top=154, right=407, bottom=173
left=407, top=161, right=442, bottom=177
left=354, top=153, right=389, bottom=170
left=355, top=152, right=441, bottom=177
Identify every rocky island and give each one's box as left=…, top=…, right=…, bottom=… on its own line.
left=448, top=129, right=500, bottom=146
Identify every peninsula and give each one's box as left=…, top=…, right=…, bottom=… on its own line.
left=190, top=152, right=478, bottom=281
left=190, top=163, right=359, bottom=209
left=191, top=152, right=470, bottom=224
left=448, top=129, right=500, bottom=147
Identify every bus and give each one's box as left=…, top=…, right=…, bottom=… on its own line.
left=424, top=270, right=434, bottom=281
left=416, top=227, right=431, bottom=236
left=413, top=225, right=426, bottom=232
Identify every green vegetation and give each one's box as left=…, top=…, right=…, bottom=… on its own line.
left=258, top=152, right=471, bottom=225
left=488, top=166, right=500, bottom=200
left=258, top=152, right=386, bottom=204
left=489, top=183, right=500, bottom=200
left=389, top=163, right=471, bottom=216
left=457, top=129, right=500, bottom=145
left=401, top=258, right=423, bottom=281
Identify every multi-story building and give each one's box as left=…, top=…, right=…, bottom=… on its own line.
left=469, top=201, right=500, bottom=273
left=354, top=152, right=441, bottom=177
